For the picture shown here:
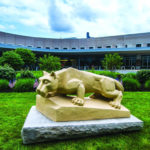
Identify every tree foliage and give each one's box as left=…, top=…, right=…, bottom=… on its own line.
left=102, top=53, right=123, bottom=70
left=15, top=48, right=36, bottom=69
left=39, top=54, right=61, bottom=71
left=0, top=64, right=16, bottom=80
left=0, top=51, right=24, bottom=70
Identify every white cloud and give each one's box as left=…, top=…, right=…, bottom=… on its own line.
left=48, top=0, right=73, bottom=32
left=0, top=24, right=5, bottom=29
left=9, top=25, right=16, bottom=29
left=0, top=0, right=49, bottom=30
left=1, top=0, right=150, bottom=38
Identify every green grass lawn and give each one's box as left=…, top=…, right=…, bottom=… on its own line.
left=0, top=92, right=149, bottom=150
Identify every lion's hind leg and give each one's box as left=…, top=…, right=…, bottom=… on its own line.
left=101, top=90, right=123, bottom=109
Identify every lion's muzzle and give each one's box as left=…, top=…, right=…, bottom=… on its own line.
left=36, top=89, right=46, bottom=97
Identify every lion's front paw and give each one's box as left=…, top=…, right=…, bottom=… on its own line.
left=109, top=101, right=121, bottom=109
left=72, top=97, right=84, bottom=106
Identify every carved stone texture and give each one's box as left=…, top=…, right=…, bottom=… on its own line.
left=36, top=67, right=124, bottom=109
left=21, top=106, right=143, bottom=144
left=36, top=95, right=130, bottom=122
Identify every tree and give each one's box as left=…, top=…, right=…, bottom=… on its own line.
left=15, top=48, right=36, bottom=69
left=102, top=53, right=123, bottom=70
left=0, top=51, right=24, bottom=70
left=39, top=54, right=61, bottom=72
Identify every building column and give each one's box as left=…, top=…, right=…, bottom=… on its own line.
left=136, top=55, right=141, bottom=69
left=78, top=57, right=80, bottom=70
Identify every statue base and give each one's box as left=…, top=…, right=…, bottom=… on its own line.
left=36, top=95, right=130, bottom=122
left=21, top=106, right=143, bottom=144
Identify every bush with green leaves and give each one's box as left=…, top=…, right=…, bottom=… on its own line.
left=39, top=54, right=61, bottom=72
left=99, top=71, right=121, bottom=79
left=136, top=70, right=150, bottom=84
left=144, top=80, right=150, bottom=90
left=14, top=78, right=35, bottom=92
left=123, top=77, right=141, bottom=91
left=20, top=70, right=35, bottom=79
left=122, top=73, right=137, bottom=80
left=0, top=64, right=16, bottom=80
left=31, top=70, right=43, bottom=79
left=0, top=51, right=24, bottom=70
left=15, top=48, right=36, bottom=69
left=0, top=79, right=10, bottom=92
left=102, top=53, right=123, bottom=70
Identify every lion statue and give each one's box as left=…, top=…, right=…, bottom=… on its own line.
left=36, top=67, right=124, bottom=109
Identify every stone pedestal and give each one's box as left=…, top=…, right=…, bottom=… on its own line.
left=36, top=95, right=130, bottom=122
left=21, top=106, right=143, bottom=144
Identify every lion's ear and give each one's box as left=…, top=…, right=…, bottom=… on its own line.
left=43, top=71, right=49, bottom=76
left=50, top=71, right=57, bottom=79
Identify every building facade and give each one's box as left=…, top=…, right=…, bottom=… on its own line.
left=1, top=31, right=150, bottom=69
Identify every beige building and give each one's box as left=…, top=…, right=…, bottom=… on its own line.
left=1, top=31, right=150, bottom=69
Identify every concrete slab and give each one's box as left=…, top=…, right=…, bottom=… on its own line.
left=21, top=106, right=143, bottom=144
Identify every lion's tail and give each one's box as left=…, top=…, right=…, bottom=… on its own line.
left=114, top=80, right=124, bottom=92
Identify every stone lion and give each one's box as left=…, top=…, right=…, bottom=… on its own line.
left=36, top=67, right=124, bottom=109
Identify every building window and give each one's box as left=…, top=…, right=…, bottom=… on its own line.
left=97, top=46, right=102, bottom=49
left=55, top=48, right=59, bottom=49
left=46, top=47, right=50, bottom=49
left=147, top=43, right=150, bottom=47
left=80, top=47, right=85, bottom=49
left=37, top=47, right=41, bottom=48
left=63, top=48, right=67, bottom=49
left=72, top=48, right=76, bottom=49
left=89, top=47, right=93, bottom=49
left=106, top=46, right=111, bottom=48
left=136, top=44, right=141, bottom=47
left=115, top=45, right=118, bottom=48
left=28, top=45, right=32, bottom=47
left=123, top=56, right=136, bottom=68
left=125, top=45, right=128, bottom=48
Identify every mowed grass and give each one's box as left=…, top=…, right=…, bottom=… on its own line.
left=0, top=92, right=150, bottom=150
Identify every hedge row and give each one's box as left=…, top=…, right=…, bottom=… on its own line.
left=0, top=78, right=36, bottom=92
left=96, top=70, right=150, bottom=91
left=1, top=66, right=150, bottom=92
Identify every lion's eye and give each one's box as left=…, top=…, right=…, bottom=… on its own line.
left=43, top=80, right=50, bottom=84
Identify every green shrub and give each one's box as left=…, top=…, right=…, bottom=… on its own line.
left=16, top=72, right=21, bottom=79
left=14, top=78, right=35, bottom=92
left=123, top=77, right=141, bottom=91
left=0, top=79, right=10, bottom=92
left=15, top=48, right=36, bottom=69
left=31, top=70, right=43, bottom=79
left=39, top=54, right=61, bottom=72
left=122, top=73, right=137, bottom=79
left=0, top=64, right=16, bottom=80
left=99, top=71, right=121, bottom=79
left=136, top=70, right=150, bottom=84
left=144, top=80, right=150, bottom=90
left=102, top=53, right=123, bottom=70
left=0, top=51, right=24, bottom=70
left=88, top=70, right=122, bottom=79
left=20, top=70, right=35, bottom=79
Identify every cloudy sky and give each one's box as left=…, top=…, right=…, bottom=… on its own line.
left=0, top=0, right=150, bottom=38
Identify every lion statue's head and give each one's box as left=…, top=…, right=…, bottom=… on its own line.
left=36, top=71, right=58, bottom=98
